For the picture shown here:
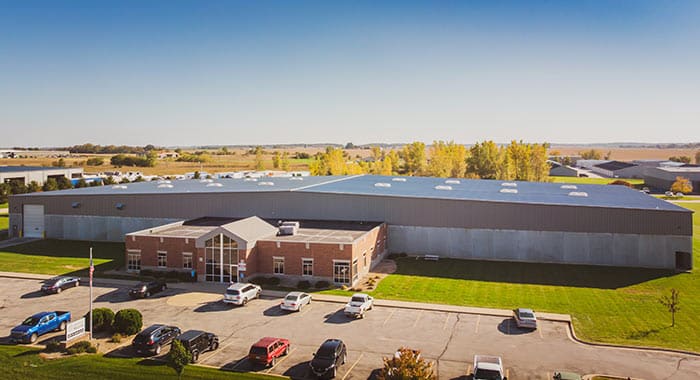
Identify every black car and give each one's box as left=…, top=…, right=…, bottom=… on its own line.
left=132, top=324, right=181, bottom=355
left=41, top=277, right=80, bottom=294
left=310, top=339, right=347, bottom=379
left=129, top=280, right=167, bottom=298
left=174, top=330, right=219, bottom=362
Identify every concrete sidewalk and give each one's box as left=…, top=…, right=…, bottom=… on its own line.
left=0, top=270, right=571, bottom=322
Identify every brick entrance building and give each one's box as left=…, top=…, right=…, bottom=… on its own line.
left=125, top=216, right=387, bottom=286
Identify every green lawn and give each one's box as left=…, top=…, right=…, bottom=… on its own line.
left=0, top=214, right=8, bottom=230
left=550, top=176, right=644, bottom=186
left=0, top=345, right=284, bottom=380
left=324, top=202, right=700, bottom=352
left=0, top=239, right=124, bottom=276
left=0, top=202, right=8, bottom=209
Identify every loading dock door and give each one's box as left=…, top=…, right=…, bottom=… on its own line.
left=23, top=205, right=45, bottom=238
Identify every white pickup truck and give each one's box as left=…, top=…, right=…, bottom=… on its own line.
left=344, top=293, right=374, bottom=318
left=473, top=355, right=506, bottom=380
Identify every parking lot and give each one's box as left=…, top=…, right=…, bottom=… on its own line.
left=1, top=277, right=699, bottom=379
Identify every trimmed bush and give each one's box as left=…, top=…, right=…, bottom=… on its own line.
left=45, top=339, right=62, bottom=353
left=84, top=308, right=115, bottom=332
left=111, top=333, right=123, bottom=343
left=249, top=276, right=268, bottom=286
left=67, top=340, right=97, bottom=355
left=297, top=280, right=311, bottom=289
left=113, top=309, right=143, bottom=336
left=267, top=277, right=281, bottom=286
left=314, top=280, right=330, bottom=289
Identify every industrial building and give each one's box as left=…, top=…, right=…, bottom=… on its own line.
left=643, top=166, right=700, bottom=194
left=7, top=175, right=694, bottom=281
left=1, top=166, right=83, bottom=186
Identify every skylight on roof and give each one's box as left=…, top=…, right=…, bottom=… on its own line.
left=157, top=180, right=171, bottom=184
left=157, top=184, right=173, bottom=188
left=445, top=179, right=460, bottom=184
left=561, top=185, right=578, bottom=189
left=499, top=188, right=518, bottom=194
left=206, top=183, right=223, bottom=187
left=501, top=182, right=517, bottom=187
left=289, top=177, right=304, bottom=181
left=244, top=178, right=258, bottom=182
left=435, top=185, right=452, bottom=190
left=374, top=182, right=391, bottom=188
left=112, top=185, right=127, bottom=189
left=392, top=178, right=406, bottom=182
left=568, top=191, right=588, bottom=197
left=258, top=181, right=274, bottom=186
left=200, top=179, right=213, bottom=183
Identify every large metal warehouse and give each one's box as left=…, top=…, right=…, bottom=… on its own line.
left=7, top=174, right=694, bottom=270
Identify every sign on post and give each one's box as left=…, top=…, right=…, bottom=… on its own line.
left=66, top=319, right=86, bottom=342
left=238, top=261, right=246, bottom=271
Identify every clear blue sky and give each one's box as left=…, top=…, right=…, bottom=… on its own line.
left=1, top=0, right=698, bottom=147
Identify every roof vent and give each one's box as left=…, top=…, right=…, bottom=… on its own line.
left=501, top=182, right=517, bottom=187
left=435, top=185, right=453, bottom=190
left=374, top=182, right=391, bottom=188
left=445, top=179, right=460, bottom=185
left=499, top=188, right=518, bottom=194
left=115, top=203, right=125, bottom=210
left=258, top=181, right=274, bottom=186
left=157, top=184, right=173, bottom=188
left=568, top=191, right=588, bottom=197
left=289, top=177, right=304, bottom=181
left=157, top=180, right=171, bottom=184
left=200, top=179, right=213, bottom=183
left=112, top=185, right=127, bottom=189
left=392, top=178, right=407, bottom=182
left=560, top=185, right=577, bottom=190
left=244, top=178, right=258, bottom=182
left=71, top=202, right=81, bottom=209
left=278, top=221, right=300, bottom=236
left=206, top=183, right=223, bottom=187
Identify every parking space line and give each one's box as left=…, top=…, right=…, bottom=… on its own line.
left=200, top=338, right=241, bottom=364
left=341, top=352, right=364, bottom=380
left=539, top=326, right=544, bottom=339
left=547, top=371, right=551, bottom=379
left=299, top=304, right=314, bottom=316
left=442, top=313, right=451, bottom=330
left=412, top=310, right=423, bottom=328
left=265, top=347, right=296, bottom=373
left=507, top=319, right=511, bottom=335
left=475, top=315, right=481, bottom=334
left=382, top=309, right=395, bottom=326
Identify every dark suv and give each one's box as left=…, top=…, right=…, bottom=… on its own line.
left=174, top=330, right=219, bottom=362
left=310, top=339, right=347, bottom=379
left=132, top=324, right=181, bottom=355
left=129, top=280, right=167, bottom=298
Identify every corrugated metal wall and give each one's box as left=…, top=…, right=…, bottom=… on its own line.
left=10, top=191, right=693, bottom=236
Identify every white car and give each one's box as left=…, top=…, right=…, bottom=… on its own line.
left=344, top=293, right=374, bottom=318
left=513, top=308, right=538, bottom=329
left=223, top=283, right=261, bottom=306
left=280, top=292, right=311, bottom=312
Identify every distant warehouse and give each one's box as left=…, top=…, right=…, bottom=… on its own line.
left=1, top=166, right=83, bottom=186
left=7, top=175, right=694, bottom=284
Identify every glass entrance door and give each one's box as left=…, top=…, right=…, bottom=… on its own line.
left=204, top=234, right=238, bottom=282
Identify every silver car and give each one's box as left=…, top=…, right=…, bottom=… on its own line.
left=513, top=308, right=537, bottom=329
left=280, top=292, right=311, bottom=312
left=223, top=283, right=261, bottom=306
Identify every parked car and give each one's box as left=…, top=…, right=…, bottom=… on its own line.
left=513, top=308, right=538, bottom=329
left=344, top=293, right=373, bottom=318
left=473, top=355, right=506, bottom=380
left=129, top=280, right=167, bottom=299
left=132, top=324, right=181, bottom=355
left=248, top=337, right=290, bottom=367
left=280, top=292, right=311, bottom=312
left=223, top=283, right=261, bottom=306
left=41, top=277, right=80, bottom=294
left=310, top=339, right=347, bottom=379
left=175, top=330, right=219, bottom=362
left=11, top=311, right=71, bottom=344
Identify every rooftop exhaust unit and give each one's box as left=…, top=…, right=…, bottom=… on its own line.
left=289, top=177, right=304, bottom=181
left=278, top=221, right=300, bottom=236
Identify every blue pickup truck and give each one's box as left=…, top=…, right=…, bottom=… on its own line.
left=11, top=311, right=71, bottom=344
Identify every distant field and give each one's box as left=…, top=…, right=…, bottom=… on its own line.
left=551, top=146, right=698, bottom=161
left=550, top=176, right=644, bottom=185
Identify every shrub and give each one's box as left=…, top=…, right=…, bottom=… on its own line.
left=249, top=276, right=268, bottom=286
left=340, top=285, right=349, bottom=291
left=315, top=280, right=330, bottom=289
left=45, top=339, right=62, bottom=353
left=113, top=309, right=143, bottom=335
left=168, top=339, right=192, bottom=377
left=377, top=347, right=435, bottom=380
left=267, top=277, right=281, bottom=286
left=111, top=333, right=123, bottom=343
left=67, top=341, right=97, bottom=355
left=297, top=280, right=311, bottom=289
left=85, top=308, right=115, bottom=332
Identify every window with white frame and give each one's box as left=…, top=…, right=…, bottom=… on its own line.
left=127, top=250, right=141, bottom=272
left=333, top=261, right=350, bottom=284
left=273, top=257, right=285, bottom=274
left=302, top=258, right=313, bottom=276
left=183, top=252, right=193, bottom=269
left=157, top=251, right=167, bottom=268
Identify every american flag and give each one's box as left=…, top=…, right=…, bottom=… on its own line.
left=89, top=257, right=94, bottom=286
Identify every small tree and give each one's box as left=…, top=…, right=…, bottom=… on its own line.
left=608, top=180, right=632, bottom=187
left=168, top=339, right=192, bottom=379
left=670, top=176, right=692, bottom=194
left=113, top=309, right=142, bottom=335
left=377, top=347, right=435, bottom=380
left=659, top=288, right=680, bottom=327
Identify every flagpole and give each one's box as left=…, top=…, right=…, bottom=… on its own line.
left=89, top=247, right=93, bottom=340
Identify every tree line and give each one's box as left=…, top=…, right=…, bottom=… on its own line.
left=308, top=140, right=551, bottom=181
left=66, top=143, right=158, bottom=154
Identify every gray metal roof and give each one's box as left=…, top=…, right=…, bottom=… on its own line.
left=17, top=174, right=689, bottom=212
left=0, top=166, right=65, bottom=173
left=219, top=216, right=279, bottom=243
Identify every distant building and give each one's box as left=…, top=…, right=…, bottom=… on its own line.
left=158, top=152, right=180, bottom=159
left=548, top=160, right=578, bottom=177
left=0, top=166, right=83, bottom=186
left=643, top=167, right=700, bottom=194
left=592, top=161, right=643, bottom=178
